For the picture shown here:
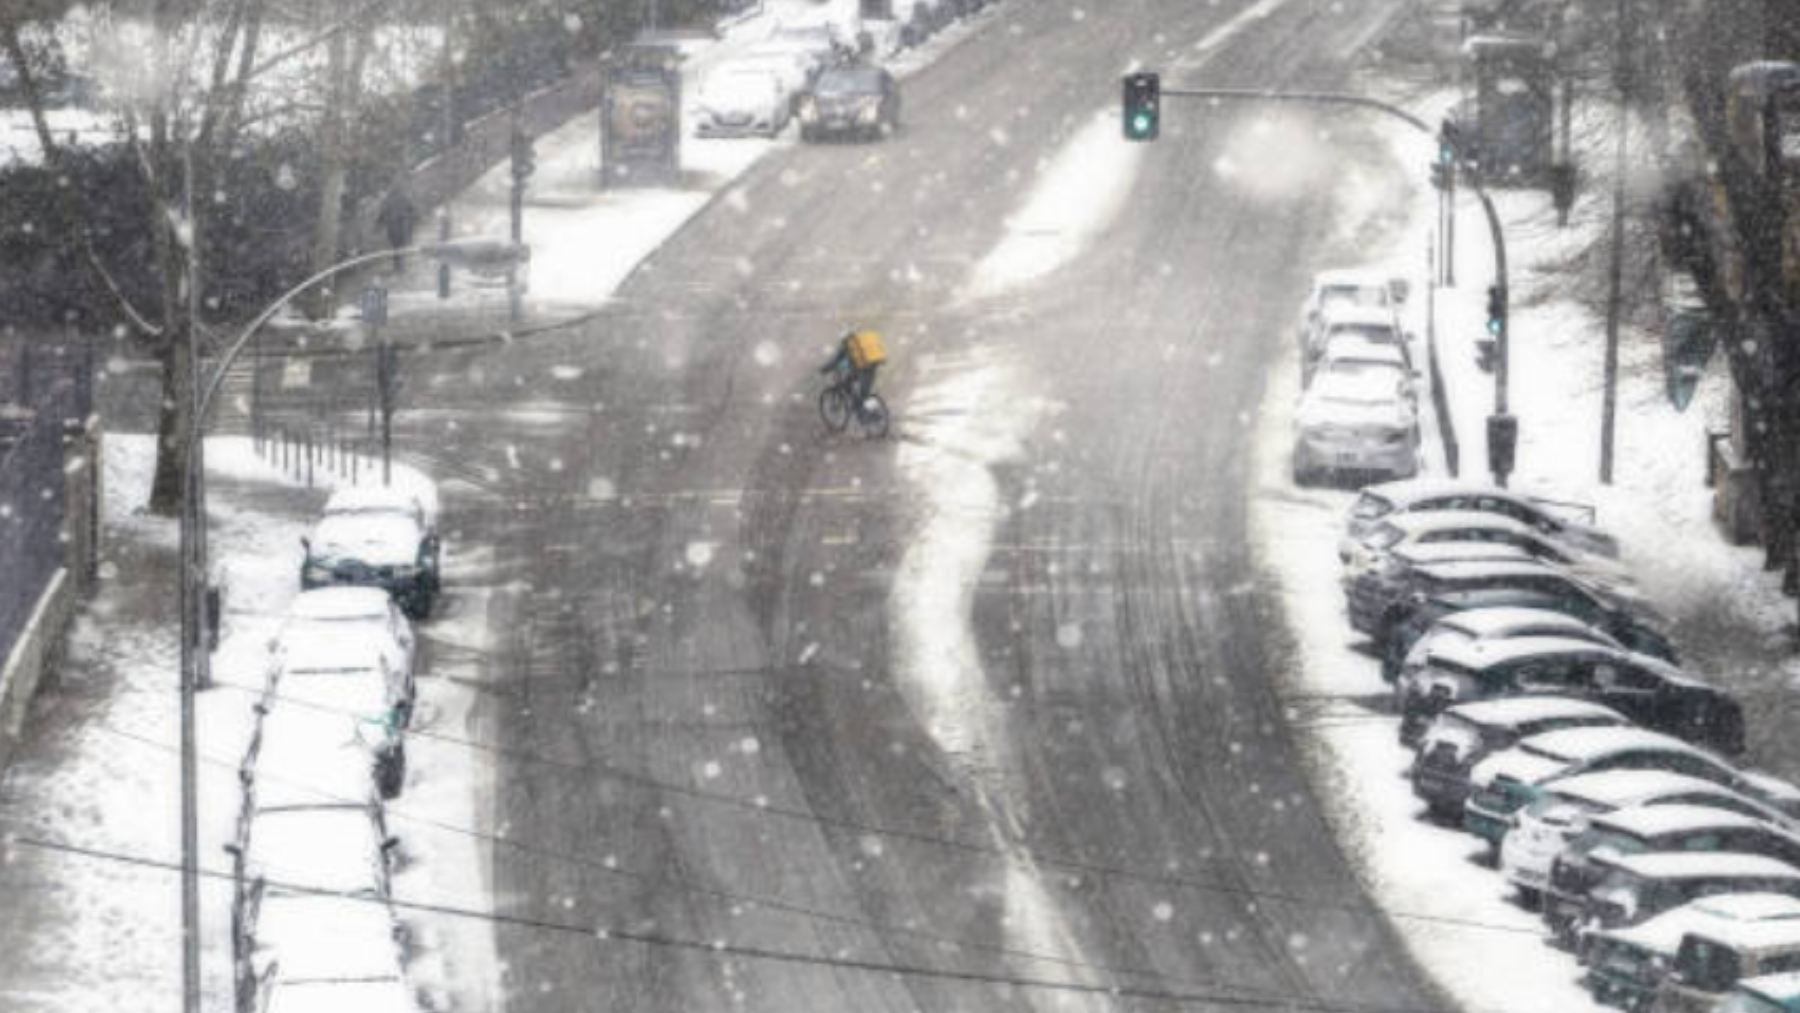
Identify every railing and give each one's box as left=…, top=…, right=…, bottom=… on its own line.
left=0, top=381, right=77, bottom=665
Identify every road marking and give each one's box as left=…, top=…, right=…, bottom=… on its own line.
left=1182, top=0, right=1292, bottom=67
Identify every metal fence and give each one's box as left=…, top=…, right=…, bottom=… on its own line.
left=0, top=380, right=78, bottom=666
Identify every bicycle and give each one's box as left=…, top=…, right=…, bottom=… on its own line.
left=818, top=374, right=890, bottom=439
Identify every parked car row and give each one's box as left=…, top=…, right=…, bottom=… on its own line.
left=1290, top=269, right=1422, bottom=486
left=229, top=486, right=441, bottom=1013
left=1329, top=477, right=1800, bottom=1011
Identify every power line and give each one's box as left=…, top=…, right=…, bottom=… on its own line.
left=7, top=832, right=1459, bottom=1013
left=79, top=719, right=1213, bottom=993
left=182, top=678, right=1545, bottom=940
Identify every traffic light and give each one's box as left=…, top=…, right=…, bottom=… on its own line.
left=1430, top=161, right=1451, bottom=190
left=1122, top=72, right=1160, bottom=141
left=510, top=131, right=536, bottom=181
left=1485, top=284, right=1506, bottom=337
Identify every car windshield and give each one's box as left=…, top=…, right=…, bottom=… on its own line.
left=815, top=70, right=882, bottom=96
left=1320, top=284, right=1387, bottom=308
left=1572, top=825, right=1649, bottom=858
left=1327, top=323, right=1399, bottom=344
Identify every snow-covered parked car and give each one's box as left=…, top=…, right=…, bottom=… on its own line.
left=267, top=650, right=412, bottom=799
left=1410, top=695, right=1628, bottom=817
left=694, top=63, right=792, bottom=137
left=1506, top=774, right=1800, bottom=907
left=273, top=588, right=416, bottom=685
left=1548, top=804, right=1800, bottom=944
left=1345, top=510, right=1634, bottom=594
left=1302, top=303, right=1409, bottom=383
left=1342, top=478, right=1622, bottom=560
left=1298, top=268, right=1402, bottom=349
left=302, top=490, right=440, bottom=618
left=1383, top=573, right=1677, bottom=680
left=1394, top=604, right=1624, bottom=684
left=1718, top=971, right=1800, bottom=1013
left=1311, top=333, right=1415, bottom=398
left=1586, top=893, right=1800, bottom=1011
left=1290, top=365, right=1419, bottom=485
left=247, top=894, right=410, bottom=1013
left=1346, top=540, right=1537, bottom=637
left=251, top=705, right=394, bottom=807
left=232, top=801, right=398, bottom=952
left=1583, top=853, right=1800, bottom=941
left=1465, top=725, right=1790, bottom=847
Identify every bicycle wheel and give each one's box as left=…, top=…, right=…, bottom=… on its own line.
left=857, top=394, right=890, bottom=439
left=819, top=385, right=852, bottom=433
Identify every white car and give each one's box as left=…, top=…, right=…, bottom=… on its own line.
left=694, top=64, right=791, bottom=137
left=1298, top=268, right=1402, bottom=347
left=1342, top=478, right=1622, bottom=559
left=323, top=485, right=436, bottom=532
left=266, top=646, right=412, bottom=799
left=1395, top=605, right=1623, bottom=684
left=1291, top=367, right=1419, bottom=485
left=274, top=588, right=415, bottom=684
left=1346, top=510, right=1635, bottom=593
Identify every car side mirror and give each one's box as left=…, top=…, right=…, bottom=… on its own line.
left=223, top=842, right=242, bottom=857
left=381, top=835, right=401, bottom=854
left=300, top=536, right=310, bottom=552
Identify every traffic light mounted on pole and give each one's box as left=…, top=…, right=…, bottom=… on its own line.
left=1485, top=284, right=1506, bottom=338
left=1122, top=72, right=1160, bottom=141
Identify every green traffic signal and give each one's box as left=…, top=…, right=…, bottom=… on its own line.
left=1122, top=72, right=1160, bottom=141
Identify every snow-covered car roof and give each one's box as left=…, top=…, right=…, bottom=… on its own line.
left=1686, top=909, right=1800, bottom=951
left=1741, top=970, right=1800, bottom=1004
left=306, top=514, right=425, bottom=568
left=1362, top=478, right=1598, bottom=519
left=1434, top=606, right=1618, bottom=644
left=1596, top=850, right=1800, bottom=881
left=1424, top=633, right=1618, bottom=673
left=279, top=662, right=393, bottom=718
left=1443, top=694, right=1624, bottom=728
left=323, top=487, right=432, bottom=527
left=1312, top=268, right=1393, bottom=290
left=276, top=633, right=389, bottom=677
left=1600, top=893, right=1800, bottom=954
left=286, top=587, right=397, bottom=622
left=1385, top=510, right=1539, bottom=540
left=263, top=978, right=415, bottom=1013
left=251, top=709, right=381, bottom=808
left=1392, top=540, right=1536, bottom=568
left=1412, top=557, right=1564, bottom=583
left=1318, top=304, right=1400, bottom=330
left=252, top=893, right=402, bottom=983
left=1542, top=772, right=1755, bottom=812
left=1522, top=724, right=1702, bottom=763
left=1592, top=803, right=1778, bottom=840
left=1319, top=339, right=1408, bottom=371
left=245, top=805, right=390, bottom=895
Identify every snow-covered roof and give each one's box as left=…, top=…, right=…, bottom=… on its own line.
left=286, top=587, right=396, bottom=622
left=1682, top=909, right=1800, bottom=951
left=1592, top=803, right=1772, bottom=839
left=1312, top=268, right=1393, bottom=291
left=1387, top=511, right=1537, bottom=539
left=1444, top=695, right=1623, bottom=727
left=324, top=487, right=431, bottom=528
left=1520, top=725, right=1697, bottom=763
left=1602, top=893, right=1800, bottom=955
left=246, top=805, right=389, bottom=895
left=1436, top=606, right=1616, bottom=643
left=1424, top=633, right=1616, bottom=672
left=263, top=978, right=415, bottom=1013
left=252, top=894, right=402, bottom=983
left=278, top=664, right=392, bottom=718
left=307, top=514, right=424, bottom=568
left=252, top=709, right=379, bottom=808
left=1741, top=970, right=1800, bottom=1003
left=1393, top=541, right=1535, bottom=567
left=1364, top=478, right=1524, bottom=507
left=277, top=634, right=389, bottom=679
left=1413, top=558, right=1563, bottom=583
left=1542, top=774, right=1750, bottom=813
left=1598, top=850, right=1800, bottom=881
left=1320, top=336, right=1407, bottom=366
left=1319, top=304, right=1400, bottom=330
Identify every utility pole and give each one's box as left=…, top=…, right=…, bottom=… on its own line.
left=1599, top=0, right=1629, bottom=484
left=437, top=0, right=455, bottom=300
left=177, top=134, right=204, bottom=1013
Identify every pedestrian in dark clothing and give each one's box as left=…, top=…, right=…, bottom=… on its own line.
left=377, top=184, right=419, bottom=273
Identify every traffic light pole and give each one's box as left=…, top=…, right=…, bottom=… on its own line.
left=1156, top=85, right=1516, bottom=485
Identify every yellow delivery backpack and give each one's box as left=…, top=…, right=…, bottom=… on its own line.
left=847, top=329, right=887, bottom=369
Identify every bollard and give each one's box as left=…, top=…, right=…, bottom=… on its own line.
left=351, top=449, right=359, bottom=485
left=305, top=431, right=314, bottom=488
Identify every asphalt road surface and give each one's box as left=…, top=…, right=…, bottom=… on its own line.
left=398, top=1, right=1453, bottom=1009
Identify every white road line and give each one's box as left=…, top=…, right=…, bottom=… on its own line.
left=1180, top=0, right=1292, bottom=69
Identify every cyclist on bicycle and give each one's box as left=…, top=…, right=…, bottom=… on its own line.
left=819, top=328, right=886, bottom=415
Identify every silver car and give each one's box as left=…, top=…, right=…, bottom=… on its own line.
left=1291, top=366, right=1419, bottom=485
